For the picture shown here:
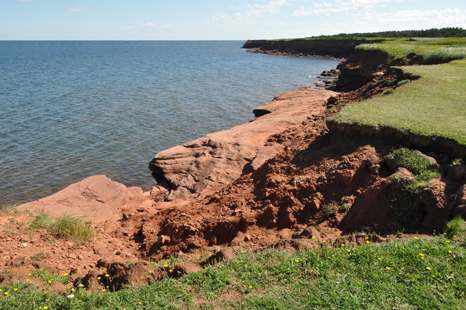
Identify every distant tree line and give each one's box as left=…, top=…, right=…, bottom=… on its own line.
left=308, top=27, right=466, bottom=39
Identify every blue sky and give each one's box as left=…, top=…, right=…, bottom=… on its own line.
left=1, top=0, right=465, bottom=40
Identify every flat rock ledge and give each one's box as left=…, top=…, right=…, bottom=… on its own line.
left=149, top=87, right=338, bottom=201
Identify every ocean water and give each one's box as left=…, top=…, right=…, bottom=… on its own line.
left=0, top=41, right=339, bottom=205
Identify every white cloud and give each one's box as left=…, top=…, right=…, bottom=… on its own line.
left=313, top=2, right=333, bottom=8
left=373, top=8, right=466, bottom=25
left=206, top=0, right=295, bottom=25
left=66, top=6, right=94, bottom=12
left=292, top=0, right=390, bottom=17
left=292, top=5, right=342, bottom=16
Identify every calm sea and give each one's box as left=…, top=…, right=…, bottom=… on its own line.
left=0, top=41, right=339, bottom=205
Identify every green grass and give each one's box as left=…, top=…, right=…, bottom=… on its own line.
left=29, top=213, right=93, bottom=244
left=356, top=38, right=466, bottom=62
left=1, top=236, right=465, bottom=309
left=444, top=216, right=466, bottom=239
left=331, top=59, right=466, bottom=146
left=0, top=204, right=93, bottom=244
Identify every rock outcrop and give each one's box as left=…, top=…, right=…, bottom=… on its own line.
left=19, top=175, right=154, bottom=223
left=149, top=88, right=338, bottom=201
left=244, top=39, right=384, bottom=59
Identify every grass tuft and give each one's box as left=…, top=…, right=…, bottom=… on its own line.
left=444, top=216, right=465, bottom=239
left=47, top=214, right=93, bottom=244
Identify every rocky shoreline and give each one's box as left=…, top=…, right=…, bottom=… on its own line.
left=2, top=39, right=466, bottom=293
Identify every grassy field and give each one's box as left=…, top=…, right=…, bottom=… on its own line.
left=331, top=59, right=466, bottom=146
left=356, top=38, right=466, bottom=62
left=0, top=235, right=464, bottom=309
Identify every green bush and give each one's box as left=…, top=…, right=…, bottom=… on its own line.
left=385, top=148, right=439, bottom=179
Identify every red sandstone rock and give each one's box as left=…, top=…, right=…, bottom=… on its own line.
left=18, top=175, right=154, bottom=223
left=149, top=88, right=337, bottom=201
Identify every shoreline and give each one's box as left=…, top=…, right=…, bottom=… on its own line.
left=3, top=38, right=466, bottom=298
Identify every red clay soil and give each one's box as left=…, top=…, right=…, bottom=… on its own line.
left=2, top=52, right=466, bottom=292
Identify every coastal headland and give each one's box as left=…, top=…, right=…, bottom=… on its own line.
left=1, top=36, right=466, bottom=302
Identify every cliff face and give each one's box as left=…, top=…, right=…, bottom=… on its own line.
left=243, top=39, right=384, bottom=58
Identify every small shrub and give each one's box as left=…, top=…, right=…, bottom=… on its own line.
left=323, top=202, right=338, bottom=217
left=382, top=89, right=393, bottom=96
left=385, top=148, right=439, bottom=178
left=444, top=216, right=465, bottom=238
left=339, top=204, right=351, bottom=212
left=395, top=80, right=409, bottom=88
left=381, top=79, right=397, bottom=88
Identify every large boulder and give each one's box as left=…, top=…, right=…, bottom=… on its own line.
left=19, top=175, right=153, bottom=224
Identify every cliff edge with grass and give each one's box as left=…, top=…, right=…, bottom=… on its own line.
left=1, top=30, right=466, bottom=308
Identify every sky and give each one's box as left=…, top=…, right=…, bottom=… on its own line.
left=1, top=0, right=466, bottom=40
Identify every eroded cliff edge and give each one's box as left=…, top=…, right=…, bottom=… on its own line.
left=8, top=39, right=466, bottom=285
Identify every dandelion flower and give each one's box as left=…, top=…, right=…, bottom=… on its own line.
left=414, top=237, right=418, bottom=239
left=323, top=240, right=326, bottom=243
left=102, top=289, right=106, bottom=292
left=432, top=275, right=436, bottom=277
left=419, top=253, right=424, bottom=256
left=448, top=250, right=453, bottom=253
left=169, top=270, right=173, bottom=273
left=44, top=307, right=48, bottom=310
left=105, top=274, right=110, bottom=277
left=347, top=249, right=351, bottom=252
left=295, top=259, right=299, bottom=262
left=4, top=292, right=8, bottom=295
left=139, top=302, right=142, bottom=305
left=378, top=258, right=382, bottom=260
left=446, top=240, right=450, bottom=243
left=426, top=267, right=432, bottom=271
left=421, top=257, right=425, bottom=259
left=312, top=236, right=315, bottom=239
left=366, top=241, right=370, bottom=244
left=97, top=277, right=101, bottom=280
left=63, top=273, right=68, bottom=276
left=444, top=233, right=447, bottom=235
left=149, top=271, right=152, bottom=274
left=341, top=244, right=345, bottom=247
left=249, top=285, right=253, bottom=289
left=365, top=237, right=369, bottom=240
left=386, top=267, right=390, bottom=270
left=13, top=288, right=17, bottom=291
left=163, top=264, right=168, bottom=267
left=48, top=281, right=52, bottom=284
left=28, top=273, right=32, bottom=276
